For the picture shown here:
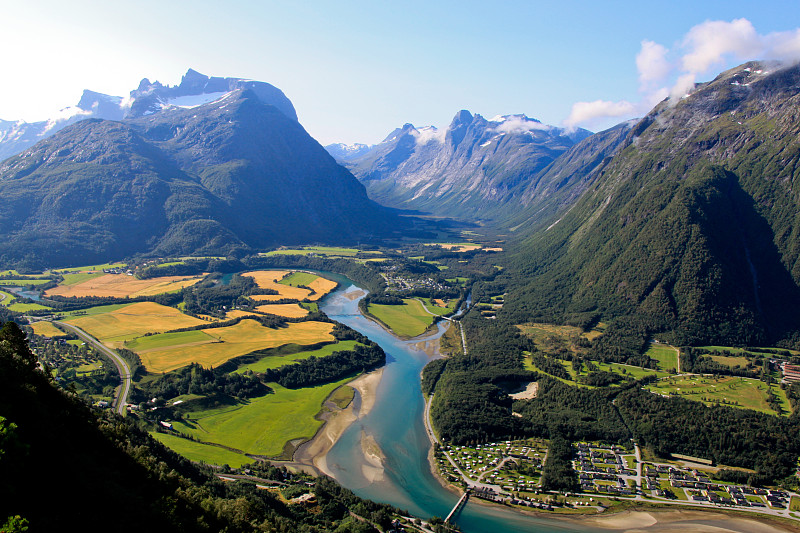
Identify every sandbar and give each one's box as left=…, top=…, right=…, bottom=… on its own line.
left=292, top=368, right=384, bottom=476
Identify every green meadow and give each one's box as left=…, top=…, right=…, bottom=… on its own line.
left=233, top=341, right=361, bottom=374
left=170, top=379, right=351, bottom=458
left=368, top=299, right=434, bottom=337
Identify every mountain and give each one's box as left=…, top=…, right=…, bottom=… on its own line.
left=0, top=89, right=404, bottom=268
left=506, top=61, right=800, bottom=347
left=338, top=111, right=592, bottom=221
left=324, top=142, right=372, bottom=161
left=0, top=69, right=297, bottom=162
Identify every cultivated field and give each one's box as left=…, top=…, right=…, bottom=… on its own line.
left=255, top=303, right=309, bottom=318
left=234, top=340, right=361, bottom=374
left=281, top=272, right=338, bottom=301
left=30, top=321, right=68, bottom=338
left=150, top=431, right=252, bottom=468
left=64, top=302, right=205, bottom=345
left=647, top=375, right=792, bottom=415
left=134, top=319, right=335, bottom=373
left=170, top=379, right=350, bottom=458
left=645, top=343, right=679, bottom=371
left=242, top=271, right=311, bottom=300
left=368, top=298, right=434, bottom=337
left=46, top=273, right=203, bottom=298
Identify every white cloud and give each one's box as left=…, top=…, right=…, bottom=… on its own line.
left=493, top=115, right=550, bottom=134
left=564, top=19, right=800, bottom=129
left=636, top=40, right=671, bottom=87
left=564, top=100, right=637, bottom=129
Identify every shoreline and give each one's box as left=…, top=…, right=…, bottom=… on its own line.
left=291, top=368, right=384, bottom=476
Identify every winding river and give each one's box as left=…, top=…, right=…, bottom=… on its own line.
left=319, top=279, right=597, bottom=532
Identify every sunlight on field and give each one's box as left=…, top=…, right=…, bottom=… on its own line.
left=368, top=299, right=434, bottom=337
left=150, top=431, right=252, bottom=468
left=170, top=379, right=349, bottom=458
left=242, top=270, right=311, bottom=300
left=645, top=343, right=679, bottom=371
left=46, top=273, right=203, bottom=298
left=255, top=303, right=309, bottom=318
left=65, top=302, right=205, bottom=344
left=30, top=321, right=68, bottom=338
left=137, top=319, right=335, bottom=373
left=647, top=375, right=791, bottom=415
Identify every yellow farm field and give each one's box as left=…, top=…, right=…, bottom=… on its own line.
left=255, top=303, right=309, bottom=318
left=242, top=270, right=311, bottom=300
left=30, top=321, right=68, bottom=338
left=306, top=277, right=338, bottom=301
left=65, top=302, right=205, bottom=345
left=138, top=319, right=335, bottom=373
left=46, top=273, right=203, bottom=298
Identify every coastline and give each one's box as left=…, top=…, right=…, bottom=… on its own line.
left=292, top=368, right=384, bottom=476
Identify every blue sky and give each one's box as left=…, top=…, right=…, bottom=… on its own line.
left=2, top=1, right=800, bottom=144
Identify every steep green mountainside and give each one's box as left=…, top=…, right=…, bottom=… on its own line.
left=507, top=61, right=800, bottom=346
left=0, top=90, right=405, bottom=268
left=341, top=111, right=591, bottom=222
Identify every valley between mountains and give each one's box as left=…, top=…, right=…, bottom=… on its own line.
left=2, top=62, right=800, bottom=533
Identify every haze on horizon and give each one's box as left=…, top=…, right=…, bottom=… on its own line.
left=2, top=0, right=800, bottom=145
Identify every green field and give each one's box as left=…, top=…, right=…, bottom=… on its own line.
left=524, top=354, right=669, bottom=387
left=233, top=341, right=361, bottom=374
left=150, top=431, right=252, bottom=468
left=419, top=297, right=458, bottom=316
left=280, top=271, right=319, bottom=287
left=8, top=302, right=51, bottom=312
left=52, top=262, right=127, bottom=273
left=368, top=299, right=434, bottom=337
left=170, top=379, right=350, bottom=458
left=125, top=329, right=216, bottom=352
left=264, top=246, right=361, bottom=257
left=0, top=278, right=51, bottom=286
left=59, top=272, right=105, bottom=286
left=647, top=375, right=792, bottom=415
left=645, top=343, right=679, bottom=371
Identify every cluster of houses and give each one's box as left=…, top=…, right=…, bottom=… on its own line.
left=643, top=463, right=791, bottom=509
left=380, top=272, right=450, bottom=294
left=574, top=443, right=637, bottom=496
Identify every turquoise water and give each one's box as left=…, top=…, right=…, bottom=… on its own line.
left=320, top=283, right=597, bottom=532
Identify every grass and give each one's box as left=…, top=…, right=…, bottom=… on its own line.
left=30, top=321, right=68, bottom=338
left=150, top=432, right=252, bottom=468
left=263, top=246, right=360, bottom=257
left=171, top=379, right=351, bottom=458
left=647, top=375, right=792, bottom=416
left=8, top=302, right=52, bottom=312
left=52, top=262, right=127, bottom=273
left=0, top=278, right=52, bottom=286
left=279, top=272, right=318, bottom=287
left=419, top=297, right=457, bottom=316
left=137, top=319, right=335, bottom=373
left=64, top=302, right=205, bottom=345
left=328, top=386, right=355, bottom=409
left=368, top=298, right=435, bottom=337
left=233, top=341, right=361, bottom=374
left=645, top=343, right=679, bottom=372
left=58, top=272, right=106, bottom=286
left=47, top=273, right=203, bottom=298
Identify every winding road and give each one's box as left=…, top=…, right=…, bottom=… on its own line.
left=54, top=321, right=131, bottom=415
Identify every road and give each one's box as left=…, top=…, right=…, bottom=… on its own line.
left=54, top=321, right=131, bottom=415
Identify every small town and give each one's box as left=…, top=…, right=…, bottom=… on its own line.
left=433, top=438, right=800, bottom=520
